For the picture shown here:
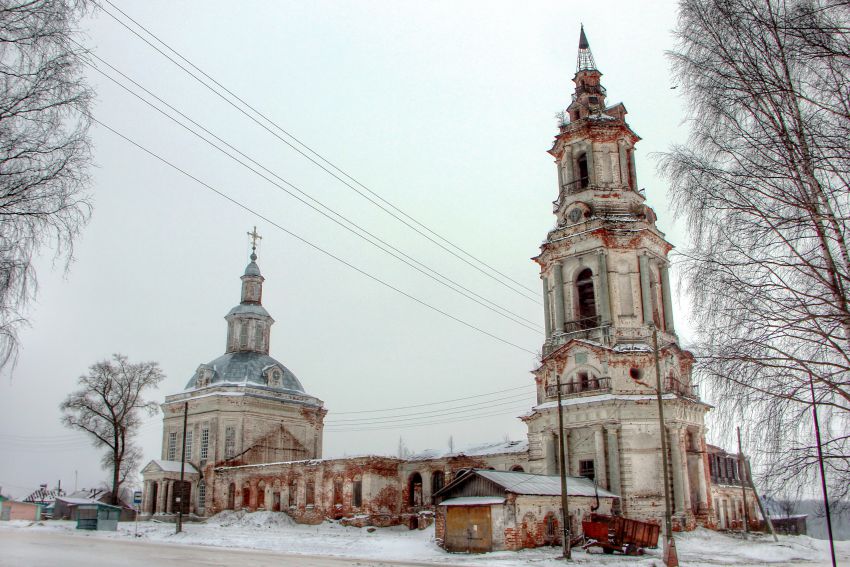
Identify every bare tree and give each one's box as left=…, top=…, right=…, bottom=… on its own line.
left=0, top=1, right=93, bottom=371
left=61, top=355, right=164, bottom=504
left=660, top=0, right=850, bottom=500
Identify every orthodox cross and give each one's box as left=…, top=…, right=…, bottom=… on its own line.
left=247, top=226, right=262, bottom=252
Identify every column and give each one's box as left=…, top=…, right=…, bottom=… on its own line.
left=639, top=254, right=653, bottom=325
left=165, top=481, right=173, bottom=514
left=669, top=427, right=685, bottom=515
left=594, top=427, right=608, bottom=489
left=156, top=481, right=165, bottom=514
left=628, top=148, right=638, bottom=190
left=660, top=264, right=675, bottom=333
left=695, top=430, right=709, bottom=513
left=597, top=252, right=611, bottom=325
left=606, top=426, right=622, bottom=496
left=553, top=263, right=565, bottom=332
left=542, top=277, right=552, bottom=339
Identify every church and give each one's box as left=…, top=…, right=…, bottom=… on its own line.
left=141, top=29, right=757, bottom=543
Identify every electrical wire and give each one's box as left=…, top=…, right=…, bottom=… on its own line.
left=91, top=117, right=538, bottom=355
left=331, top=383, right=534, bottom=415
left=93, top=0, right=542, bottom=304
left=324, top=404, right=532, bottom=432
left=77, top=48, right=542, bottom=334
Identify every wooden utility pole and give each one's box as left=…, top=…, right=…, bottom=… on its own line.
left=743, top=457, right=777, bottom=542
left=176, top=402, right=188, bottom=534
left=737, top=427, right=750, bottom=540
left=555, top=374, right=571, bottom=560
left=809, top=375, right=837, bottom=567
left=652, top=325, right=677, bottom=567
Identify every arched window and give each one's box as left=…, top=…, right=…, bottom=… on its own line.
left=242, top=485, right=251, bottom=509
left=257, top=481, right=266, bottom=509
left=578, top=153, right=589, bottom=188
left=431, top=471, right=445, bottom=501
left=576, top=268, right=597, bottom=327
left=227, top=483, right=235, bottom=509
left=407, top=472, right=423, bottom=507
left=510, top=465, right=525, bottom=472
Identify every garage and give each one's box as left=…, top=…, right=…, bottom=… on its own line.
left=442, top=497, right=503, bottom=553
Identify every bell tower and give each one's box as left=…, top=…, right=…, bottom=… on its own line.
left=523, top=27, right=712, bottom=530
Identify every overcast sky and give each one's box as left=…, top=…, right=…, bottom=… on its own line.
left=0, top=0, right=703, bottom=498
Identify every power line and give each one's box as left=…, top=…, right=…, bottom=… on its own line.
left=91, top=117, right=538, bottom=356
left=93, top=0, right=542, bottom=304
left=326, top=396, right=534, bottom=426
left=331, top=383, right=534, bottom=415
left=326, top=392, right=535, bottom=424
left=324, top=404, right=532, bottom=432
left=77, top=48, right=542, bottom=334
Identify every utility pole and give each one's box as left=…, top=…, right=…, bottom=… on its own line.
left=737, top=427, right=750, bottom=540
left=652, top=325, right=677, bottom=567
left=744, top=456, right=777, bottom=542
left=809, top=374, right=836, bottom=567
left=176, top=401, right=188, bottom=534
left=555, top=374, right=571, bottom=560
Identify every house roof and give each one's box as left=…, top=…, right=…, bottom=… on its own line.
left=407, top=439, right=529, bottom=461
left=144, top=459, right=200, bottom=474
left=436, top=469, right=619, bottom=499
left=440, top=497, right=506, bottom=506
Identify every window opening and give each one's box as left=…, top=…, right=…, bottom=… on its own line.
left=579, top=459, right=596, bottom=481
left=167, top=432, right=177, bottom=461
left=224, top=426, right=236, bottom=459
left=353, top=480, right=362, bottom=508
left=576, top=268, right=597, bottom=327
left=578, top=153, right=589, bottom=188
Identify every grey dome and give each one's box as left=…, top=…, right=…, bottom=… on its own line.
left=244, top=261, right=261, bottom=277
left=185, top=352, right=306, bottom=393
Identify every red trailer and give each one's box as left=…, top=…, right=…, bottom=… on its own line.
left=582, top=514, right=660, bottom=555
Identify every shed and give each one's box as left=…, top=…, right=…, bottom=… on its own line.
left=75, top=502, right=121, bottom=531
left=0, top=499, right=42, bottom=521
left=434, top=469, right=619, bottom=553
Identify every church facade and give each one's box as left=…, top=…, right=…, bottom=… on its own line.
left=141, top=30, right=757, bottom=539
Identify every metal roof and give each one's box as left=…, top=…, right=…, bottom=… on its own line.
left=183, top=352, right=306, bottom=394
left=474, top=470, right=619, bottom=498
left=440, top=497, right=506, bottom=507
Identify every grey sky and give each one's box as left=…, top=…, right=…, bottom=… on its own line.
left=0, top=0, right=697, bottom=498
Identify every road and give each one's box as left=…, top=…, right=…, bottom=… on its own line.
left=0, top=530, right=456, bottom=567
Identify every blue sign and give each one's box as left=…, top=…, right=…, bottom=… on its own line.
left=133, top=490, right=142, bottom=505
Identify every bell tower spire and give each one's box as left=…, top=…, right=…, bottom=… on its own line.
left=225, top=229, right=274, bottom=354
left=576, top=24, right=596, bottom=71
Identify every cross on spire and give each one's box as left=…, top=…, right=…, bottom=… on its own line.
left=247, top=226, right=262, bottom=260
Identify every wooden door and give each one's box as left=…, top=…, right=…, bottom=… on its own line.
left=445, top=506, right=492, bottom=553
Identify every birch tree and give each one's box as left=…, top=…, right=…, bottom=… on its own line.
left=660, top=0, right=850, bottom=498
left=0, top=1, right=92, bottom=371
left=61, top=355, right=163, bottom=504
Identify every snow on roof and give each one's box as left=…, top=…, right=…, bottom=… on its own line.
left=56, top=497, right=102, bottom=506
left=407, top=439, right=528, bottom=461
left=439, top=497, right=506, bottom=507
left=151, top=459, right=199, bottom=473
left=474, top=470, right=619, bottom=498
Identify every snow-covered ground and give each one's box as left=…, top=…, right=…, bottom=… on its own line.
left=1, top=511, right=846, bottom=566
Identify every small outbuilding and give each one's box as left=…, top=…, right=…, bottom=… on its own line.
left=75, top=502, right=122, bottom=531
left=434, top=469, right=620, bottom=553
left=0, top=499, right=42, bottom=521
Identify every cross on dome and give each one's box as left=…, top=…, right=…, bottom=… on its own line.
left=247, top=226, right=262, bottom=260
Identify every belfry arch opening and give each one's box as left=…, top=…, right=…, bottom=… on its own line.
left=577, top=153, right=589, bottom=188
left=576, top=268, right=597, bottom=327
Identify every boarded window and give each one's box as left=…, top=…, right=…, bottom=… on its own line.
left=306, top=480, right=315, bottom=506
left=333, top=478, right=343, bottom=506
left=579, top=459, right=595, bottom=481
left=254, top=321, right=264, bottom=350
left=288, top=479, right=297, bottom=507
left=353, top=480, right=362, bottom=508
left=239, top=323, right=248, bottom=349
left=227, top=483, right=235, bottom=509
left=224, top=426, right=236, bottom=459
left=200, top=428, right=209, bottom=462
left=167, top=432, right=177, bottom=461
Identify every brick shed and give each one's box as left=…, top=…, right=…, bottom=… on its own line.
left=434, top=469, right=619, bottom=553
